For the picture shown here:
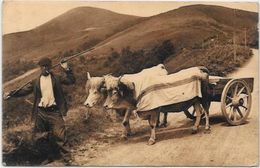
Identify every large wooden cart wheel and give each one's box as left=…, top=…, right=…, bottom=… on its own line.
left=184, top=106, right=205, bottom=120
left=221, top=79, right=252, bottom=125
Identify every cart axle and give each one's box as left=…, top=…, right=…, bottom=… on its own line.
left=232, top=97, right=244, bottom=107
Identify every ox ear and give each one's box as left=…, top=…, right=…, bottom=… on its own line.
left=118, top=79, right=135, bottom=97
left=120, top=79, right=135, bottom=91
left=118, top=82, right=127, bottom=97
left=99, top=80, right=107, bottom=94
left=87, top=72, right=91, bottom=80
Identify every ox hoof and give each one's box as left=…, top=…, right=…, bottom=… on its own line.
left=159, top=123, right=168, bottom=128
left=191, top=128, right=198, bottom=134
left=126, top=132, right=134, bottom=136
left=120, top=134, right=128, bottom=141
left=204, top=128, right=211, bottom=134
left=147, top=139, right=156, bottom=145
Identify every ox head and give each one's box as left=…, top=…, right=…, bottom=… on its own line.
left=103, top=75, right=135, bottom=109
left=84, top=72, right=107, bottom=108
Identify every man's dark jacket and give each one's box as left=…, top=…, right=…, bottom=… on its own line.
left=13, top=69, right=76, bottom=119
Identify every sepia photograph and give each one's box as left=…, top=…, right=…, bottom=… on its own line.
left=2, top=1, right=259, bottom=166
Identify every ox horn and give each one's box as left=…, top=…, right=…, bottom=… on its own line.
left=87, top=72, right=91, bottom=80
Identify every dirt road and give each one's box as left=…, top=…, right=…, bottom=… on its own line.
left=83, top=49, right=259, bottom=166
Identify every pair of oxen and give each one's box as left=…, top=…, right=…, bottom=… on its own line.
left=84, top=64, right=211, bottom=145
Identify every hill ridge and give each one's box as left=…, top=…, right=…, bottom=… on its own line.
left=3, top=4, right=258, bottom=82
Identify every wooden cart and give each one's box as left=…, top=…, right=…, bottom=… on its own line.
left=184, top=76, right=254, bottom=126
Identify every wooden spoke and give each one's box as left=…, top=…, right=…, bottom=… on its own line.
left=237, top=87, right=245, bottom=95
left=226, top=96, right=233, bottom=100
left=229, top=106, right=233, bottom=119
left=240, top=105, right=248, bottom=110
left=226, top=103, right=232, bottom=109
left=233, top=108, right=237, bottom=121
left=241, top=94, right=249, bottom=99
left=236, top=107, right=244, bottom=118
left=233, top=84, right=239, bottom=97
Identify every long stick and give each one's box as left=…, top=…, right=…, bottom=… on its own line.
left=52, top=47, right=95, bottom=68
left=5, top=47, right=95, bottom=99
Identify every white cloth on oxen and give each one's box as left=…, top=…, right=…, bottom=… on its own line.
left=121, top=64, right=168, bottom=98
left=125, top=67, right=207, bottom=112
left=139, top=64, right=168, bottom=76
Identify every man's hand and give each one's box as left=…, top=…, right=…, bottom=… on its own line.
left=3, top=90, right=16, bottom=100
left=60, top=59, right=69, bottom=70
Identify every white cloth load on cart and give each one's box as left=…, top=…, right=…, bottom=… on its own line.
left=121, top=67, right=208, bottom=112
left=121, top=64, right=168, bottom=98
left=123, top=64, right=168, bottom=78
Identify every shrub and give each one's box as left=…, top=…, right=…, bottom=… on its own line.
left=152, top=40, right=175, bottom=62
left=114, top=40, right=175, bottom=75
left=165, top=44, right=253, bottom=76
left=79, top=56, right=86, bottom=63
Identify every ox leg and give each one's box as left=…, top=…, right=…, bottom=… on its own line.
left=192, top=102, right=202, bottom=134
left=156, top=112, right=160, bottom=128
left=121, top=108, right=132, bottom=139
left=147, top=112, right=157, bottom=145
left=160, top=112, right=168, bottom=128
left=201, top=79, right=211, bottom=133
left=203, top=102, right=211, bottom=134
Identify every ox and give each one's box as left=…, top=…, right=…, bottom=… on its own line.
left=84, top=64, right=168, bottom=138
left=84, top=72, right=106, bottom=108
left=83, top=72, right=126, bottom=120
left=103, top=67, right=211, bottom=145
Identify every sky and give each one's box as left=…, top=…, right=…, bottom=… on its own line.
left=2, top=1, right=259, bottom=35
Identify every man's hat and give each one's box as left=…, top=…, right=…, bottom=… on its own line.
left=38, top=57, right=52, bottom=67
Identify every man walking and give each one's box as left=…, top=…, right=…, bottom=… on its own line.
left=4, top=57, right=76, bottom=164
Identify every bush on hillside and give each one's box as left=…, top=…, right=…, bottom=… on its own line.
left=152, top=40, right=175, bottom=62
left=81, top=38, right=101, bottom=51
left=165, top=45, right=253, bottom=76
left=3, top=60, right=36, bottom=82
left=102, top=40, right=175, bottom=75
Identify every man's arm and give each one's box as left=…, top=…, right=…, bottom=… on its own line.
left=5, top=81, right=34, bottom=99
left=59, top=61, right=76, bottom=85
left=60, top=68, right=76, bottom=85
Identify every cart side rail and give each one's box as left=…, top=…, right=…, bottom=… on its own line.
left=209, top=77, right=254, bottom=102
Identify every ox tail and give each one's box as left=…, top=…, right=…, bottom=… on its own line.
left=198, top=66, right=211, bottom=112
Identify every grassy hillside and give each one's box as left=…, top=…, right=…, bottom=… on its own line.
left=64, top=4, right=257, bottom=79
left=165, top=45, right=253, bottom=76
left=4, top=5, right=258, bottom=83
left=3, top=7, right=143, bottom=81
left=86, top=4, right=257, bottom=55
